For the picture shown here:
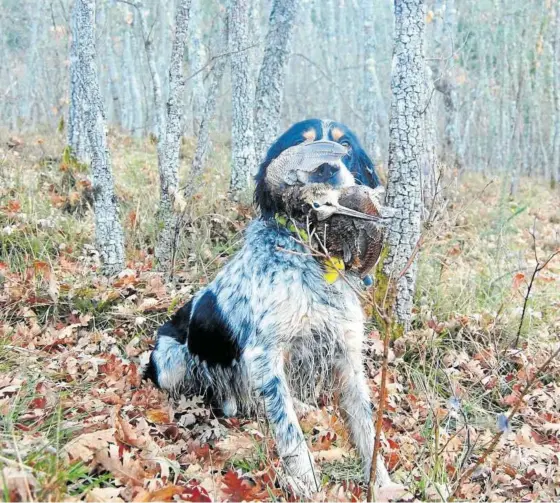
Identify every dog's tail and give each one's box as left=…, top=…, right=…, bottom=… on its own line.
left=144, top=300, right=193, bottom=394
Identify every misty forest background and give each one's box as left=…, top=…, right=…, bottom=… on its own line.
left=4, top=0, right=560, bottom=184
left=1, top=0, right=560, bottom=502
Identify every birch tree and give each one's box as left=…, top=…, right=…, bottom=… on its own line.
left=383, top=0, right=426, bottom=328
left=74, top=0, right=125, bottom=274
left=154, top=0, right=192, bottom=271
left=254, top=0, right=299, bottom=162
left=228, top=0, right=257, bottom=194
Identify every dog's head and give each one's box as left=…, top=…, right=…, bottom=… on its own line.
left=254, top=119, right=381, bottom=218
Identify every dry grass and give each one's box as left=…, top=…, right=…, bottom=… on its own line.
left=0, top=131, right=559, bottom=502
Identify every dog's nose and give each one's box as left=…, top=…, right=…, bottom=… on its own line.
left=315, top=162, right=339, bottom=179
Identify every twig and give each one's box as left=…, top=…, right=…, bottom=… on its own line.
left=513, top=221, right=559, bottom=347
left=367, top=235, right=423, bottom=502
left=290, top=53, right=366, bottom=123
left=186, top=43, right=259, bottom=82
left=367, top=279, right=396, bottom=502
left=448, top=344, right=560, bottom=501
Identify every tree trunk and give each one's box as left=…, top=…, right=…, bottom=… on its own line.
left=68, top=1, right=89, bottom=162
left=383, top=0, right=426, bottom=328
left=253, top=0, right=299, bottom=162
left=431, top=0, right=463, bottom=171
left=107, top=42, right=123, bottom=128
left=228, top=0, right=257, bottom=194
left=123, top=27, right=143, bottom=136
left=553, top=3, right=560, bottom=186
left=154, top=0, right=192, bottom=272
left=74, top=0, right=125, bottom=275
left=189, top=0, right=206, bottom=137
left=186, top=24, right=228, bottom=198
left=131, top=1, right=165, bottom=141
left=422, top=64, right=439, bottom=212
left=362, top=0, right=381, bottom=162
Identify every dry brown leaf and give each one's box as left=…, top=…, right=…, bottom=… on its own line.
left=145, top=408, right=171, bottom=424
left=314, top=446, right=348, bottom=462
left=214, top=433, right=254, bottom=460
left=0, top=468, right=37, bottom=502
left=113, top=407, right=148, bottom=448
left=377, top=483, right=414, bottom=502
left=93, top=443, right=148, bottom=485
left=85, top=487, right=124, bottom=502
left=62, top=428, right=115, bottom=462
left=133, top=485, right=183, bottom=502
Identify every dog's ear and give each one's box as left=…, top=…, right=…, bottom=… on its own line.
left=349, top=145, right=381, bottom=188
left=254, top=160, right=277, bottom=218
left=329, top=123, right=381, bottom=188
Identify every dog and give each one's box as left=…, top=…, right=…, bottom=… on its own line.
left=146, top=119, right=392, bottom=496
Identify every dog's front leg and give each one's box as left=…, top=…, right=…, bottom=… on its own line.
left=247, top=347, right=319, bottom=497
left=335, top=330, right=392, bottom=488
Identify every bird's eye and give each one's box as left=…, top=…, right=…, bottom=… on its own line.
left=341, top=141, right=350, bottom=148
left=312, top=202, right=320, bottom=209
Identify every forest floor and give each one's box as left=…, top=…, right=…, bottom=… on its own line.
left=1, top=131, right=559, bottom=502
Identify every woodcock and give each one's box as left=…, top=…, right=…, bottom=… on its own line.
left=262, top=139, right=391, bottom=280
left=289, top=183, right=389, bottom=279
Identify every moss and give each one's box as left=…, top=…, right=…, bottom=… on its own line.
left=371, top=245, right=405, bottom=340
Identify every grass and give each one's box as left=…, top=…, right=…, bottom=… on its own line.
left=0, top=130, right=559, bottom=501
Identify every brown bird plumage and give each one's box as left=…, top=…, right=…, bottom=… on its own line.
left=287, top=184, right=388, bottom=278
left=331, top=185, right=386, bottom=277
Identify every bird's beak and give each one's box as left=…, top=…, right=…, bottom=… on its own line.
left=332, top=204, right=382, bottom=222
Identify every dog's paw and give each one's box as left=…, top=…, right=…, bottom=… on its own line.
left=221, top=396, right=237, bottom=417
left=281, top=471, right=320, bottom=499
left=293, top=398, right=317, bottom=418
left=280, top=453, right=320, bottom=499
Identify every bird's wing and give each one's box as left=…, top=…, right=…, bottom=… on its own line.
left=288, top=140, right=347, bottom=172
left=268, top=140, right=347, bottom=188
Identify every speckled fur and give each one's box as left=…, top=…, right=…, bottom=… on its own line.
left=150, top=219, right=391, bottom=494
left=149, top=119, right=392, bottom=496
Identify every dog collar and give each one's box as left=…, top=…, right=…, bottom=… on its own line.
left=274, top=213, right=345, bottom=284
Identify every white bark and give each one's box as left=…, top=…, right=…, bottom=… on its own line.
left=254, top=0, right=299, bottom=162
left=123, top=27, right=143, bottom=136
left=187, top=27, right=227, bottom=198
left=154, top=0, right=192, bottom=271
left=107, top=42, right=123, bottom=127
left=228, top=0, right=257, bottom=193
left=68, top=1, right=89, bottom=162
left=74, top=0, right=125, bottom=275
left=189, top=0, right=206, bottom=136
left=383, top=0, right=426, bottom=328
left=362, top=0, right=381, bottom=161
left=432, top=0, right=463, bottom=170
left=131, top=1, right=165, bottom=141
left=553, top=3, right=560, bottom=184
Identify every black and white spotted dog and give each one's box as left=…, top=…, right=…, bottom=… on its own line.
left=146, top=119, right=392, bottom=496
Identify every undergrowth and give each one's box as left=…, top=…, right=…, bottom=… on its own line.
left=0, top=131, right=559, bottom=502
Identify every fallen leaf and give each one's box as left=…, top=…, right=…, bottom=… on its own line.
left=145, top=408, right=171, bottom=424
left=63, top=428, right=115, bottom=462
left=85, top=487, right=123, bottom=502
